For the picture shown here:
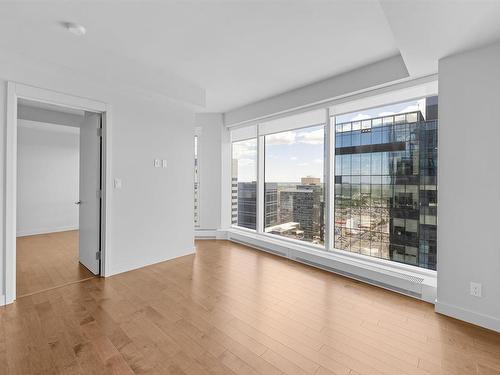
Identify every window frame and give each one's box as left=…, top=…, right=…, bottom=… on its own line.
left=226, top=79, right=438, bottom=276
left=261, top=121, right=328, bottom=246
left=230, top=136, right=258, bottom=231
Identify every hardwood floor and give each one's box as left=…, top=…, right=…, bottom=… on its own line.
left=16, top=230, right=95, bottom=297
left=2, top=239, right=500, bottom=374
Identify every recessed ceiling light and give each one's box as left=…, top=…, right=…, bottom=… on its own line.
left=63, top=22, right=86, bottom=36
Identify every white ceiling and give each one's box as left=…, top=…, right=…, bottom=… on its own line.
left=380, top=0, right=500, bottom=77
left=1, top=1, right=500, bottom=113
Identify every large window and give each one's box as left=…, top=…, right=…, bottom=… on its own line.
left=228, top=92, right=438, bottom=271
left=231, top=138, right=257, bottom=230
left=264, top=125, right=325, bottom=245
left=334, top=97, right=438, bottom=270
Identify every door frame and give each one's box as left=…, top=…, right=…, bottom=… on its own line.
left=5, top=82, right=111, bottom=304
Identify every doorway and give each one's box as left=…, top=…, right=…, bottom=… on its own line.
left=4, top=83, right=109, bottom=304
left=16, top=100, right=102, bottom=297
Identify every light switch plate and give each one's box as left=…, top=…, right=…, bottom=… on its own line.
left=154, top=159, right=161, bottom=168
left=470, top=282, right=482, bottom=297
left=114, top=178, right=122, bottom=189
left=162, top=159, right=167, bottom=168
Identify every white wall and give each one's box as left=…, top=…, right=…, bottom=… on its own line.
left=0, top=82, right=6, bottom=300
left=224, top=55, right=409, bottom=126
left=17, top=121, right=79, bottom=236
left=436, top=41, right=500, bottom=332
left=0, top=50, right=202, bottom=300
left=194, top=113, right=223, bottom=233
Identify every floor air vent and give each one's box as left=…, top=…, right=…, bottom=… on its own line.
left=294, top=256, right=424, bottom=298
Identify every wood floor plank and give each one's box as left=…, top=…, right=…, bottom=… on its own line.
left=16, top=231, right=95, bottom=297
left=2, top=237, right=500, bottom=374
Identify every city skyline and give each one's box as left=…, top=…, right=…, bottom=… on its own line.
left=231, top=176, right=325, bottom=245
left=231, top=97, right=437, bottom=269
left=233, top=100, right=423, bottom=183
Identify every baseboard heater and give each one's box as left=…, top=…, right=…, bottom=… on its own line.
left=196, top=234, right=217, bottom=239
left=230, top=237, right=288, bottom=257
left=194, top=229, right=221, bottom=240
left=293, top=256, right=423, bottom=298
left=228, top=231, right=436, bottom=303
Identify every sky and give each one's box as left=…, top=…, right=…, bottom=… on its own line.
left=264, top=125, right=324, bottom=183
left=335, top=99, right=423, bottom=124
left=232, top=99, right=423, bottom=183
left=233, top=125, right=324, bottom=183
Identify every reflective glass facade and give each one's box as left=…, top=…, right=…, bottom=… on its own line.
left=334, top=98, right=437, bottom=270
left=228, top=95, right=438, bottom=271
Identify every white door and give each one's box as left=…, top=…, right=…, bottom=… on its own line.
left=78, top=111, right=101, bottom=274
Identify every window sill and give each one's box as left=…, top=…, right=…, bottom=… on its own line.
left=223, top=227, right=437, bottom=303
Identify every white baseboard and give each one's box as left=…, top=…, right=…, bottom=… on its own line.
left=195, top=229, right=228, bottom=240
left=106, top=247, right=196, bottom=277
left=435, top=300, right=500, bottom=333
left=16, top=225, right=79, bottom=237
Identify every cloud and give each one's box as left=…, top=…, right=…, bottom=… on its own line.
left=398, top=104, right=419, bottom=114
left=266, top=131, right=296, bottom=145
left=290, top=156, right=298, bottom=161
left=350, top=113, right=372, bottom=121
left=265, top=126, right=325, bottom=146
left=378, top=111, right=395, bottom=117
left=232, top=141, right=256, bottom=159
left=298, top=162, right=309, bottom=166
left=297, top=128, right=324, bottom=145
left=344, top=101, right=423, bottom=122
left=378, top=105, right=419, bottom=118
left=238, top=158, right=256, bottom=167
left=314, top=158, right=323, bottom=164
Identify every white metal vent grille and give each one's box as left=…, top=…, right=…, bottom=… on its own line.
left=230, top=238, right=288, bottom=257
left=294, top=256, right=423, bottom=298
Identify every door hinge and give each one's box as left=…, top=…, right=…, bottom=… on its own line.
left=97, top=128, right=103, bottom=137
left=96, top=251, right=101, bottom=260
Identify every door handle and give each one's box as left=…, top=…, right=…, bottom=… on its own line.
left=75, top=201, right=82, bottom=205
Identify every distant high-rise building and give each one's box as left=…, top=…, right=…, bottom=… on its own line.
left=231, top=159, right=238, bottom=225
left=237, top=182, right=257, bottom=229
left=279, top=179, right=323, bottom=242
left=232, top=158, right=277, bottom=230
left=265, top=183, right=278, bottom=227
left=301, top=176, right=321, bottom=185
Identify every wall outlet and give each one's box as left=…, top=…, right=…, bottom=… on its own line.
left=154, top=159, right=161, bottom=168
left=470, top=282, right=482, bottom=297
left=162, top=159, right=167, bottom=168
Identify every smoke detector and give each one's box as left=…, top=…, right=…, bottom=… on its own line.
left=64, top=22, right=86, bottom=36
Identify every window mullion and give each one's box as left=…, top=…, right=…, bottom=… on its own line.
left=325, top=108, right=335, bottom=252
left=256, top=134, right=265, bottom=233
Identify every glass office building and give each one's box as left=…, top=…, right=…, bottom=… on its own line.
left=334, top=97, right=438, bottom=270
